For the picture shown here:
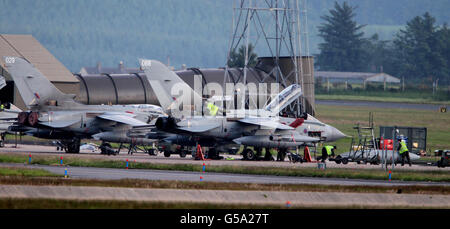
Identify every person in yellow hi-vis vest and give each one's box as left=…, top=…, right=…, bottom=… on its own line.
left=207, top=102, right=218, bottom=116
left=321, top=145, right=336, bottom=163
left=397, top=139, right=411, bottom=166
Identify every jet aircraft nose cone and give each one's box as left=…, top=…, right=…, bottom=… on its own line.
left=326, top=126, right=347, bottom=142
left=333, top=127, right=347, bottom=140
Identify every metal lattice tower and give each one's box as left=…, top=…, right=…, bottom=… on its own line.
left=224, top=0, right=312, bottom=116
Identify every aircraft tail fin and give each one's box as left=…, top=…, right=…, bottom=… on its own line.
left=3, top=56, right=75, bottom=108
left=264, top=84, right=303, bottom=116
left=139, top=59, right=203, bottom=117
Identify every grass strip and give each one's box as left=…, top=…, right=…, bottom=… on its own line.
left=0, top=167, right=61, bottom=177
left=0, top=176, right=448, bottom=195
left=315, top=94, right=450, bottom=105
left=1, top=154, right=449, bottom=182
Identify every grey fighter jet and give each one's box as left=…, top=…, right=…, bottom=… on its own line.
left=3, top=56, right=163, bottom=153
left=0, top=103, right=22, bottom=147
left=140, top=59, right=322, bottom=159
left=0, top=75, right=21, bottom=146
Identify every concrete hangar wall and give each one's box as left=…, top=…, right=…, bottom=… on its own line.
left=0, top=34, right=79, bottom=110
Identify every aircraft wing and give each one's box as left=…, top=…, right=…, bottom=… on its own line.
left=39, top=120, right=80, bottom=128
left=177, top=123, right=221, bottom=133
left=238, top=117, right=294, bottom=130
left=97, top=114, right=148, bottom=127
left=0, top=112, right=17, bottom=121
left=0, top=105, right=21, bottom=120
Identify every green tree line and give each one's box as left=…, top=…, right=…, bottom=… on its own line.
left=0, top=0, right=449, bottom=74
left=316, top=1, right=450, bottom=87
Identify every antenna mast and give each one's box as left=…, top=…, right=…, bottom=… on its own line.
left=224, top=0, right=313, bottom=116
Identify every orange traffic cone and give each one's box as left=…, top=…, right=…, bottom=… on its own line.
left=195, top=144, right=205, bottom=160
left=304, top=146, right=313, bottom=162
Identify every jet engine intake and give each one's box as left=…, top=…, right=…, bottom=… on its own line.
left=155, top=117, right=177, bottom=131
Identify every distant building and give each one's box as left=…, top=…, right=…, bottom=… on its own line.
left=315, top=71, right=401, bottom=91
left=0, top=34, right=80, bottom=109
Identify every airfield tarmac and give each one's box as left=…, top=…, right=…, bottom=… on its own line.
left=1, top=144, right=449, bottom=208
left=3, top=162, right=449, bottom=187
left=0, top=144, right=446, bottom=172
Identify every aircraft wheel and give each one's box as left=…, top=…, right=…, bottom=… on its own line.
left=341, top=158, right=349, bottom=165
left=100, top=143, right=112, bottom=155
left=179, top=150, right=187, bottom=158
left=243, top=148, right=256, bottom=161
left=164, top=151, right=171, bottom=157
left=147, top=149, right=156, bottom=156
left=67, top=144, right=79, bottom=154
left=334, top=155, right=342, bottom=164
left=66, top=138, right=80, bottom=154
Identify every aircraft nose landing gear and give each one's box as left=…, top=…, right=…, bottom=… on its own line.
left=62, top=138, right=80, bottom=154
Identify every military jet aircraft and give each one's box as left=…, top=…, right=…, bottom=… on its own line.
left=0, top=103, right=22, bottom=147
left=139, top=59, right=332, bottom=160
left=0, top=75, right=21, bottom=146
left=3, top=56, right=163, bottom=153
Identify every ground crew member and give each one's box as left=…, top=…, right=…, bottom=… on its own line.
left=0, top=104, right=4, bottom=111
left=207, top=102, right=219, bottom=116
left=398, top=139, right=411, bottom=166
left=321, top=145, right=336, bottom=163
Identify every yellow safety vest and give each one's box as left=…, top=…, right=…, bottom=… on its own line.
left=325, top=146, right=334, bottom=156
left=207, top=103, right=218, bottom=116
left=399, top=141, right=408, bottom=154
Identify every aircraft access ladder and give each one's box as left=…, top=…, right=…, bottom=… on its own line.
left=348, top=113, right=379, bottom=164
